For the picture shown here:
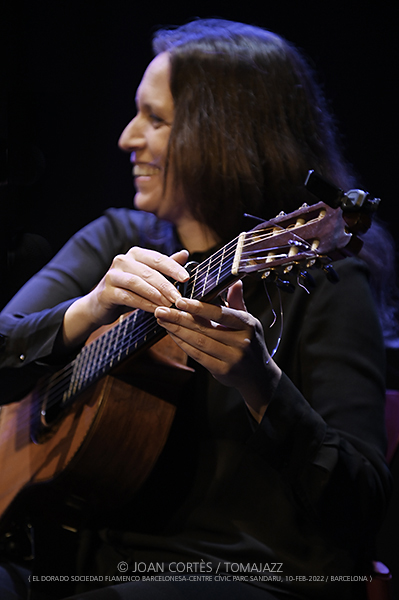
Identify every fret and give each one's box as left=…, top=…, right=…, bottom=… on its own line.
left=103, top=327, right=113, bottom=369
left=216, top=245, right=225, bottom=286
left=71, top=351, right=84, bottom=396
left=190, top=265, right=199, bottom=299
left=84, top=341, right=95, bottom=384
left=94, top=332, right=105, bottom=376
left=78, top=344, right=91, bottom=392
left=108, top=323, right=118, bottom=369
left=202, top=251, right=222, bottom=297
left=119, top=315, right=130, bottom=360
left=131, top=311, right=140, bottom=350
left=90, top=334, right=101, bottom=377
left=201, top=258, right=211, bottom=297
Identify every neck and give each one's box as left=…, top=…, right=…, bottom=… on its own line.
left=176, top=218, right=220, bottom=254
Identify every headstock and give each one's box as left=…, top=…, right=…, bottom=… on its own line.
left=233, top=201, right=356, bottom=280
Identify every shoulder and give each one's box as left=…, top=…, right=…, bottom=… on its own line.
left=74, top=208, right=180, bottom=256
left=308, top=256, right=373, bottom=312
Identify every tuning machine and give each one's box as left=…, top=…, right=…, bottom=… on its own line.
left=261, top=269, right=296, bottom=293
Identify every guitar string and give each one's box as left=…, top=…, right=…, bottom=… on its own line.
left=32, top=236, right=308, bottom=415
left=34, top=231, right=294, bottom=402
left=40, top=223, right=290, bottom=394
left=30, top=232, right=258, bottom=397
left=31, top=240, right=307, bottom=414
left=30, top=228, right=313, bottom=416
left=33, top=250, right=240, bottom=406
left=35, top=261, right=295, bottom=418
left=31, top=261, right=235, bottom=406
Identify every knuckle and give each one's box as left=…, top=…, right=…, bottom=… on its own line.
left=112, top=253, right=126, bottom=267
left=153, top=253, right=164, bottom=265
left=195, top=334, right=206, bottom=348
left=119, top=289, right=133, bottom=305
left=104, top=268, right=118, bottom=286
left=125, top=273, right=138, bottom=289
left=238, top=336, right=251, bottom=351
left=127, top=246, right=140, bottom=257
left=172, top=310, right=184, bottom=324
left=149, top=287, right=162, bottom=301
left=220, top=363, right=231, bottom=376
left=213, top=362, right=230, bottom=377
left=159, top=280, right=173, bottom=295
left=141, top=266, right=154, bottom=280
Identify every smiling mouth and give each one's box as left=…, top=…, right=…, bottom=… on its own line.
left=133, top=164, right=160, bottom=177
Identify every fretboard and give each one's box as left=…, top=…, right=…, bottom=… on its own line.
left=43, top=236, right=240, bottom=409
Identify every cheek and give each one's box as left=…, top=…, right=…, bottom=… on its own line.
left=152, top=130, right=171, bottom=164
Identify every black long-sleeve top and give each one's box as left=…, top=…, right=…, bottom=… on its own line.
left=0, top=208, right=392, bottom=599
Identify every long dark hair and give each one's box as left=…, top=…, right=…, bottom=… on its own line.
left=153, top=19, right=354, bottom=240
left=153, top=19, right=398, bottom=342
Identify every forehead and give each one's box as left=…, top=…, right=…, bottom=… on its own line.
left=136, top=52, right=173, bottom=113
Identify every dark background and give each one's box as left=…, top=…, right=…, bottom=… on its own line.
left=2, top=0, right=398, bottom=591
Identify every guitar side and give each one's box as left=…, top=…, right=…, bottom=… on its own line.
left=0, top=371, right=178, bottom=532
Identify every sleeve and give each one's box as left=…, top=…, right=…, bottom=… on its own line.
left=0, top=209, right=144, bottom=403
left=249, top=257, right=392, bottom=550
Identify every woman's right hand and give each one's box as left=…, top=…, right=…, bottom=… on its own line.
left=61, top=247, right=189, bottom=348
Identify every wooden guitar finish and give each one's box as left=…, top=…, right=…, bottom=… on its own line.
left=0, top=336, right=193, bottom=531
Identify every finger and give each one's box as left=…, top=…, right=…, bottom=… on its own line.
left=107, top=269, right=174, bottom=311
left=164, top=330, right=229, bottom=375
left=226, top=280, right=247, bottom=311
left=127, top=247, right=190, bottom=282
left=115, top=248, right=189, bottom=305
left=154, top=306, right=251, bottom=353
left=174, top=296, right=250, bottom=331
left=171, top=249, right=190, bottom=267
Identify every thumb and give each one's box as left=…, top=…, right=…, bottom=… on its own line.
left=171, top=249, right=190, bottom=266
left=226, top=280, right=247, bottom=311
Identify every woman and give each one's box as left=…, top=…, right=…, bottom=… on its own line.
left=0, top=19, right=392, bottom=600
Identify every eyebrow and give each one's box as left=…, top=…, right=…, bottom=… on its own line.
left=135, top=95, right=163, bottom=114
left=135, top=97, right=173, bottom=124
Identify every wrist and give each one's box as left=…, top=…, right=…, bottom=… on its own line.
left=62, top=294, right=100, bottom=349
left=241, top=361, right=282, bottom=423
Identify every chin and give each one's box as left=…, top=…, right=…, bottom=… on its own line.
left=133, top=192, right=161, bottom=215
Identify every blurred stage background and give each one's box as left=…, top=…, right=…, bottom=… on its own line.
left=3, top=0, right=399, bottom=589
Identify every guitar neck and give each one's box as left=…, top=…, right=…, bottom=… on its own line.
left=39, top=199, right=353, bottom=410
left=55, top=236, right=240, bottom=406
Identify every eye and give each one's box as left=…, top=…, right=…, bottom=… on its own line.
left=149, top=113, right=165, bottom=128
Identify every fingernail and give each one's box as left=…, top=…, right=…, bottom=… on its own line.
left=171, top=290, right=181, bottom=303
left=178, top=270, right=189, bottom=282
left=175, top=298, right=187, bottom=310
left=156, top=307, right=169, bottom=317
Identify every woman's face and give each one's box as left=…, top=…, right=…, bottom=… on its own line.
left=119, top=53, right=182, bottom=223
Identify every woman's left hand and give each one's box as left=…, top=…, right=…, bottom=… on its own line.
left=154, top=280, right=281, bottom=421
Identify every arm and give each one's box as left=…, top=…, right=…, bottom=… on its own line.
left=0, top=209, right=187, bottom=402
left=154, top=257, right=391, bottom=549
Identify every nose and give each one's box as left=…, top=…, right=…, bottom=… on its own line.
left=118, top=115, right=144, bottom=153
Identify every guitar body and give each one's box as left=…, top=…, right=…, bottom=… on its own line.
left=0, top=336, right=193, bottom=533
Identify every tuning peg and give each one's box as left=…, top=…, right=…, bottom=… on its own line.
left=276, top=278, right=296, bottom=293
left=298, top=270, right=316, bottom=292
left=322, top=264, right=340, bottom=283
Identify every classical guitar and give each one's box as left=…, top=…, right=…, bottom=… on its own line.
left=0, top=199, right=361, bottom=530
